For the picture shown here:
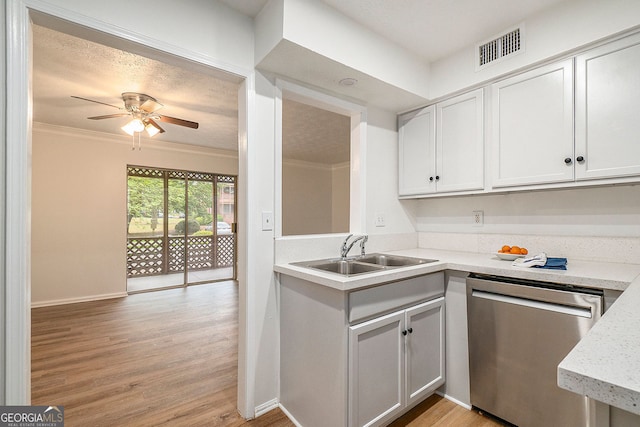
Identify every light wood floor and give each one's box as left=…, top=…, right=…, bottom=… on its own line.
left=32, top=282, right=502, bottom=426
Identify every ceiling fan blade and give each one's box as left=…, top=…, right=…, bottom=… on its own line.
left=87, top=113, right=130, bottom=120
left=145, top=118, right=165, bottom=133
left=71, top=96, right=122, bottom=109
left=158, top=115, right=199, bottom=129
left=140, top=99, right=163, bottom=113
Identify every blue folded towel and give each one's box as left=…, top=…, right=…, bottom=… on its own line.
left=533, top=257, right=567, bottom=270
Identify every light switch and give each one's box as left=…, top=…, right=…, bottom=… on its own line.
left=262, top=211, right=273, bottom=231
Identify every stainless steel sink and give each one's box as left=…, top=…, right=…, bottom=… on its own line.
left=305, top=260, right=385, bottom=275
left=357, top=253, right=437, bottom=267
left=292, top=253, right=438, bottom=277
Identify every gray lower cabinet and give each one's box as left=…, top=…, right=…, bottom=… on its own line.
left=279, top=272, right=445, bottom=427
left=349, top=297, right=445, bottom=427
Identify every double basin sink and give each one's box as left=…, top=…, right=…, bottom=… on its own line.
left=293, top=253, right=438, bottom=277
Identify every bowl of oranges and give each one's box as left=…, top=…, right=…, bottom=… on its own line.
left=497, top=245, right=528, bottom=261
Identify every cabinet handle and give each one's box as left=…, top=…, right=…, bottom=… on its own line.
left=402, top=330, right=408, bottom=336
left=577, top=156, right=585, bottom=162
left=435, top=176, right=440, bottom=181
left=429, top=177, right=434, bottom=182
left=564, top=157, right=572, bottom=164
left=407, top=327, right=413, bottom=334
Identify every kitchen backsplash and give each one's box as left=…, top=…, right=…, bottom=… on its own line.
left=275, top=232, right=640, bottom=265
left=419, top=232, right=640, bottom=264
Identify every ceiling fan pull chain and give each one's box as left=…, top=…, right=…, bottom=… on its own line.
left=131, top=133, right=135, bottom=150
left=137, top=132, right=142, bottom=151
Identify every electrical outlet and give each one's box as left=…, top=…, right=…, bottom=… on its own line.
left=374, top=212, right=386, bottom=227
left=473, top=210, right=484, bottom=226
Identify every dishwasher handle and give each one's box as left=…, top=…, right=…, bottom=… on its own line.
left=471, top=289, right=593, bottom=318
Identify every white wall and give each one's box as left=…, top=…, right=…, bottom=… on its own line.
left=366, top=107, right=417, bottom=235
left=249, top=71, right=279, bottom=412
left=33, top=0, right=255, bottom=72
left=412, top=185, right=640, bottom=264
left=413, top=185, right=640, bottom=238
left=429, top=0, right=640, bottom=99
left=31, top=124, right=238, bottom=305
left=278, top=0, right=430, bottom=98
left=0, top=0, right=6, bottom=404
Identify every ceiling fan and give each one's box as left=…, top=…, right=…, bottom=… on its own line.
left=71, top=92, right=199, bottom=138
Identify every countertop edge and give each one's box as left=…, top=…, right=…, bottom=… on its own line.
left=558, top=275, right=640, bottom=416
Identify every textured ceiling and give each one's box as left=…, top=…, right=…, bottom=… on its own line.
left=283, top=100, right=350, bottom=165
left=32, top=24, right=241, bottom=151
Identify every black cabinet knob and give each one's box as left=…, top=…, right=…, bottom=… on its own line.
left=407, top=327, right=413, bottom=334
left=577, top=156, right=584, bottom=162
left=435, top=176, right=440, bottom=180
left=402, top=330, right=408, bottom=336
left=564, top=157, right=572, bottom=164
left=429, top=177, right=434, bottom=182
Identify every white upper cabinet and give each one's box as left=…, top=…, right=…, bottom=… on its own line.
left=398, top=106, right=436, bottom=196
left=398, top=89, right=483, bottom=197
left=436, top=89, right=484, bottom=193
left=491, top=59, right=574, bottom=188
left=575, top=33, right=640, bottom=180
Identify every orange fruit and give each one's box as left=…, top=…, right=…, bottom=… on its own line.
left=501, top=245, right=511, bottom=253
left=520, top=247, right=528, bottom=255
left=510, top=246, right=521, bottom=254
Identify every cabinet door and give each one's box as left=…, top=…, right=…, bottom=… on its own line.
left=405, top=297, right=445, bottom=406
left=349, top=311, right=405, bottom=427
left=398, top=106, right=436, bottom=196
left=491, top=60, right=574, bottom=187
left=575, top=34, right=640, bottom=180
left=436, top=89, right=484, bottom=193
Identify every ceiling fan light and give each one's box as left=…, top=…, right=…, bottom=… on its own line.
left=145, top=123, right=160, bottom=137
left=121, top=118, right=145, bottom=135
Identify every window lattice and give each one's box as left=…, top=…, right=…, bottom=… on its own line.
left=127, top=238, right=164, bottom=277
left=187, top=236, right=214, bottom=270
left=128, top=167, right=163, bottom=178
left=217, top=235, right=235, bottom=267
left=168, top=237, right=185, bottom=272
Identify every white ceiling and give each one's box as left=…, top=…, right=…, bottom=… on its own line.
left=33, top=0, right=571, bottom=162
left=221, top=0, right=571, bottom=62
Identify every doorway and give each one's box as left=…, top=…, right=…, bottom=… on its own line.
left=5, top=5, right=252, bottom=413
left=126, top=166, right=237, bottom=293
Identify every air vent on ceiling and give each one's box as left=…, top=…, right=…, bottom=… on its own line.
left=477, top=25, right=523, bottom=69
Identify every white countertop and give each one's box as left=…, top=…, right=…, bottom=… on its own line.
left=274, top=248, right=640, bottom=415
left=274, top=248, right=640, bottom=292
left=559, top=275, right=640, bottom=416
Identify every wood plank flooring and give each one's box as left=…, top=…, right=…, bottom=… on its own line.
left=32, top=281, right=502, bottom=426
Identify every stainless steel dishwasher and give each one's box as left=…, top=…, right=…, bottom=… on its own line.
left=467, top=273, right=603, bottom=427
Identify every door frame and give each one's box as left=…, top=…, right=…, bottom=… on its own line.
left=5, top=0, right=255, bottom=415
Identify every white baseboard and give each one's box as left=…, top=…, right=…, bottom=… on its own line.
left=279, top=403, right=303, bottom=427
left=438, top=391, right=473, bottom=410
left=31, top=292, right=128, bottom=308
left=254, top=398, right=279, bottom=417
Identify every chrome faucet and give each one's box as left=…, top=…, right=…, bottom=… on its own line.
left=340, top=234, right=368, bottom=258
